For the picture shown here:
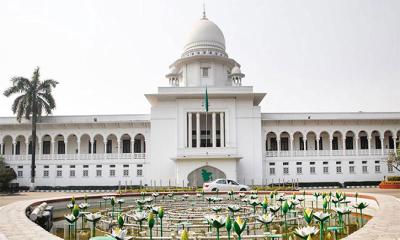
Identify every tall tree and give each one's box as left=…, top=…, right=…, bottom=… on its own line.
left=3, top=67, right=58, bottom=190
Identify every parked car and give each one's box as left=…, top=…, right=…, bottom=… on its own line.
left=203, top=178, right=250, bottom=192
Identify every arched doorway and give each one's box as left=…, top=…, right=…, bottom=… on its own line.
left=187, top=165, right=226, bottom=187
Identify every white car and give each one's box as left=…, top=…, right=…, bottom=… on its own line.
left=203, top=178, right=250, bottom=192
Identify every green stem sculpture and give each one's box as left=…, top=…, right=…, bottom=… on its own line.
left=91, top=222, right=96, bottom=237
left=158, top=207, right=164, bottom=237
left=148, top=212, right=155, bottom=240
left=319, top=221, right=324, bottom=240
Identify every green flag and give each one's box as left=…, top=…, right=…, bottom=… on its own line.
left=204, top=86, right=209, bottom=112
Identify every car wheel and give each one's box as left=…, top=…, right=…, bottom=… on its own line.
left=212, top=188, right=218, bottom=192
left=240, top=188, right=247, bottom=191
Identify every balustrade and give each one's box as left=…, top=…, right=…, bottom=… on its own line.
left=265, top=148, right=392, bottom=158
left=1, top=152, right=146, bottom=161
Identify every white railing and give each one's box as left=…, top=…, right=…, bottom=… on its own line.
left=359, top=149, right=369, bottom=156
left=133, top=153, right=146, bottom=159
left=120, top=153, right=132, bottom=159
left=307, top=150, right=318, bottom=156
left=345, top=150, right=357, bottom=156
left=332, top=150, right=342, bottom=156
left=105, top=153, right=119, bottom=159
left=319, top=150, right=331, bottom=156
left=384, top=149, right=394, bottom=155
left=293, top=150, right=304, bottom=157
left=265, top=151, right=277, bottom=157
left=265, top=148, right=393, bottom=158
left=279, top=151, right=291, bottom=157
left=370, top=149, right=382, bottom=155
left=2, top=152, right=146, bottom=161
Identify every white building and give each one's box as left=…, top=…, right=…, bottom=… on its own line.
left=1, top=13, right=399, bottom=188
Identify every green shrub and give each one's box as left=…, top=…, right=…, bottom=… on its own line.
left=0, top=157, right=16, bottom=191
left=252, top=186, right=295, bottom=191
left=387, top=176, right=400, bottom=181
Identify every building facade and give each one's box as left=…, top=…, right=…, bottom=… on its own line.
left=1, top=14, right=399, bottom=188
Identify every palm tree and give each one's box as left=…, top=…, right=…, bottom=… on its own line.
left=3, top=67, right=58, bottom=190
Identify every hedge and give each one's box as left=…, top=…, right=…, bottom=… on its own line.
left=387, top=176, right=400, bottom=181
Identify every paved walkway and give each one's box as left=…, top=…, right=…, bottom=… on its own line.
left=0, top=192, right=104, bottom=207
left=0, top=198, right=61, bottom=240
left=342, top=193, right=400, bottom=240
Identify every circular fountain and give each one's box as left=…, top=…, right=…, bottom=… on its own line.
left=36, top=190, right=377, bottom=240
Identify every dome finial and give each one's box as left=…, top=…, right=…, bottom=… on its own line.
left=202, top=2, right=207, bottom=19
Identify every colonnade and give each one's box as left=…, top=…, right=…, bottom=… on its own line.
left=187, top=112, right=225, bottom=148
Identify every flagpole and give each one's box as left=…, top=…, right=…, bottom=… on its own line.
left=206, top=111, right=208, bottom=151
left=204, top=85, right=209, bottom=153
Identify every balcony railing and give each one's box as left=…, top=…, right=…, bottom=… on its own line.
left=1, top=152, right=146, bottom=161
left=345, top=150, right=357, bottom=156
left=265, top=148, right=394, bottom=158
left=359, top=149, right=369, bottom=156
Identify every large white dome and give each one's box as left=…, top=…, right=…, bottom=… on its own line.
left=183, top=17, right=226, bottom=55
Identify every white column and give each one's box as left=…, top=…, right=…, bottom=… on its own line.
left=394, top=137, right=398, bottom=156
left=355, top=137, right=359, bottom=156
left=303, top=138, right=307, bottom=156
left=65, top=139, right=68, bottom=155
left=25, top=141, right=29, bottom=155
left=329, top=137, right=333, bottom=156
left=368, top=137, right=371, bottom=155
left=290, top=137, right=293, bottom=157
left=117, top=140, right=121, bottom=159
left=143, top=139, right=147, bottom=160
left=196, top=113, right=200, bottom=148
left=212, top=112, right=216, bottom=147
left=277, top=138, right=281, bottom=157
left=77, top=140, right=80, bottom=156
left=38, top=139, right=42, bottom=157
left=91, top=138, right=94, bottom=159
left=381, top=137, right=384, bottom=155
left=104, top=141, right=107, bottom=158
left=131, top=139, right=135, bottom=158
left=12, top=141, right=15, bottom=155
left=316, top=138, right=320, bottom=155
left=52, top=140, right=55, bottom=158
left=220, top=112, right=224, bottom=147
left=342, top=137, right=346, bottom=156
left=188, top=112, right=193, bottom=148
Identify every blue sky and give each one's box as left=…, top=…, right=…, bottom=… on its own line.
left=0, top=0, right=399, bottom=116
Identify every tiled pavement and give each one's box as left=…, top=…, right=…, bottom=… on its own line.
left=342, top=193, right=400, bottom=240
left=0, top=198, right=61, bottom=240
